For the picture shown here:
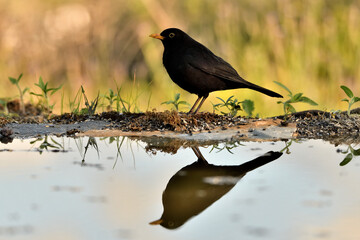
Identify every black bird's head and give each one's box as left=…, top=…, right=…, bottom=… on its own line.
left=149, top=28, right=190, bottom=48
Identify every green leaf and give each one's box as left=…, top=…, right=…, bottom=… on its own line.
left=161, top=100, right=173, bottom=105
left=30, top=92, right=43, bottom=97
left=174, top=93, right=180, bottom=102
left=8, top=73, right=23, bottom=84
left=22, top=87, right=30, bottom=95
left=216, top=97, right=226, bottom=104
left=341, top=85, right=353, bottom=98
left=273, top=81, right=292, bottom=95
left=299, top=96, right=318, bottom=106
left=285, top=103, right=296, bottom=113
left=226, top=96, right=234, bottom=104
left=8, top=77, right=17, bottom=84
left=178, top=101, right=190, bottom=106
left=49, top=84, right=63, bottom=96
left=17, top=73, right=23, bottom=81
left=212, top=103, right=222, bottom=108
left=292, top=93, right=303, bottom=102
left=341, top=98, right=349, bottom=102
left=340, top=153, right=353, bottom=166
left=351, top=147, right=360, bottom=156
left=37, top=77, right=45, bottom=89
left=242, top=99, right=254, bottom=117
left=354, top=97, right=360, bottom=103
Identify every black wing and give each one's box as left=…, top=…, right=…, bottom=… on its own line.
left=184, top=44, right=283, bottom=98
left=184, top=44, right=249, bottom=84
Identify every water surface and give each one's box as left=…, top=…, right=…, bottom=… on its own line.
left=0, top=137, right=359, bottom=240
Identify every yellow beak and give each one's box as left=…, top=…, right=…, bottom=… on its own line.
left=149, top=33, right=165, bottom=40
left=149, top=219, right=163, bottom=225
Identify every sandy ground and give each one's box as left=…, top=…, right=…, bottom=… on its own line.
left=1, top=109, right=360, bottom=145
left=3, top=118, right=296, bottom=142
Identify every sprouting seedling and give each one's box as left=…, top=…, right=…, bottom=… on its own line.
left=103, top=89, right=117, bottom=111
left=274, top=81, right=318, bottom=118
left=69, top=86, right=83, bottom=114
left=0, top=98, right=10, bottom=114
left=112, top=76, right=142, bottom=113
left=339, top=144, right=360, bottom=166
left=81, top=86, right=99, bottom=116
left=29, top=136, right=64, bottom=154
left=162, top=93, right=190, bottom=111
left=212, top=96, right=241, bottom=117
left=340, top=85, right=360, bottom=116
left=209, top=141, right=244, bottom=154
left=30, top=76, right=62, bottom=113
left=212, top=96, right=254, bottom=117
left=8, top=73, right=29, bottom=114
left=114, top=85, right=131, bottom=113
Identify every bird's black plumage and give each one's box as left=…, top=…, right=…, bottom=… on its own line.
left=150, top=28, right=283, bottom=114
left=150, top=147, right=283, bottom=229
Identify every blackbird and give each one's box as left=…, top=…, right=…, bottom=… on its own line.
left=150, top=28, right=283, bottom=114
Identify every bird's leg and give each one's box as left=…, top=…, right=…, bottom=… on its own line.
left=193, top=94, right=208, bottom=114
left=188, top=96, right=202, bottom=114
left=191, top=147, right=208, bottom=164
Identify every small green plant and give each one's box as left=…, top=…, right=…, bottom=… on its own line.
left=274, top=81, right=318, bottom=117
left=162, top=93, right=190, bottom=111
left=212, top=96, right=241, bottom=117
left=0, top=98, right=10, bottom=115
left=69, top=86, right=99, bottom=115
left=69, top=87, right=83, bottom=114
left=115, top=86, right=132, bottom=113
left=81, top=86, right=99, bottom=115
left=102, top=87, right=131, bottom=113
left=339, top=144, right=360, bottom=166
left=209, top=141, right=244, bottom=154
left=74, top=137, right=100, bottom=163
left=113, top=76, right=142, bottom=113
left=212, top=96, right=254, bottom=117
left=30, top=136, right=65, bottom=154
left=340, top=85, right=360, bottom=116
left=30, top=77, right=62, bottom=113
left=102, top=89, right=117, bottom=111
left=8, top=73, right=29, bottom=114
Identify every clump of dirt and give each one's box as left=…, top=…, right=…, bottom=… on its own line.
left=0, top=126, right=13, bottom=144
left=286, top=110, right=360, bottom=144
left=0, top=117, right=10, bottom=127
left=110, top=110, right=248, bottom=133
left=1, top=99, right=44, bottom=116
left=50, top=113, right=90, bottom=124
left=108, top=110, right=249, bottom=133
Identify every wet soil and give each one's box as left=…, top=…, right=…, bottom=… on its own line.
left=282, top=109, right=360, bottom=144
left=0, top=107, right=360, bottom=145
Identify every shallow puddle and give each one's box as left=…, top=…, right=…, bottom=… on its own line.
left=0, top=137, right=359, bottom=240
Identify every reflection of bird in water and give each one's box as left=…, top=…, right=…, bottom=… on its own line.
left=150, top=147, right=282, bottom=229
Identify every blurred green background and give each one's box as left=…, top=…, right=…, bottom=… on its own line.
left=0, top=0, right=359, bottom=116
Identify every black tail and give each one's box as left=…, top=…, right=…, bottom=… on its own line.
left=246, top=82, right=283, bottom=98
left=236, top=151, right=283, bottom=172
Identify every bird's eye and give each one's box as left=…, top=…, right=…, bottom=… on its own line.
left=169, top=33, right=175, bottom=38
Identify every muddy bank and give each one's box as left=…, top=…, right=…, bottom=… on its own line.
left=0, top=109, right=360, bottom=144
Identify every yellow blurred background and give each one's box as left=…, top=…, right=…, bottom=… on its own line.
left=0, top=0, right=359, bottom=116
